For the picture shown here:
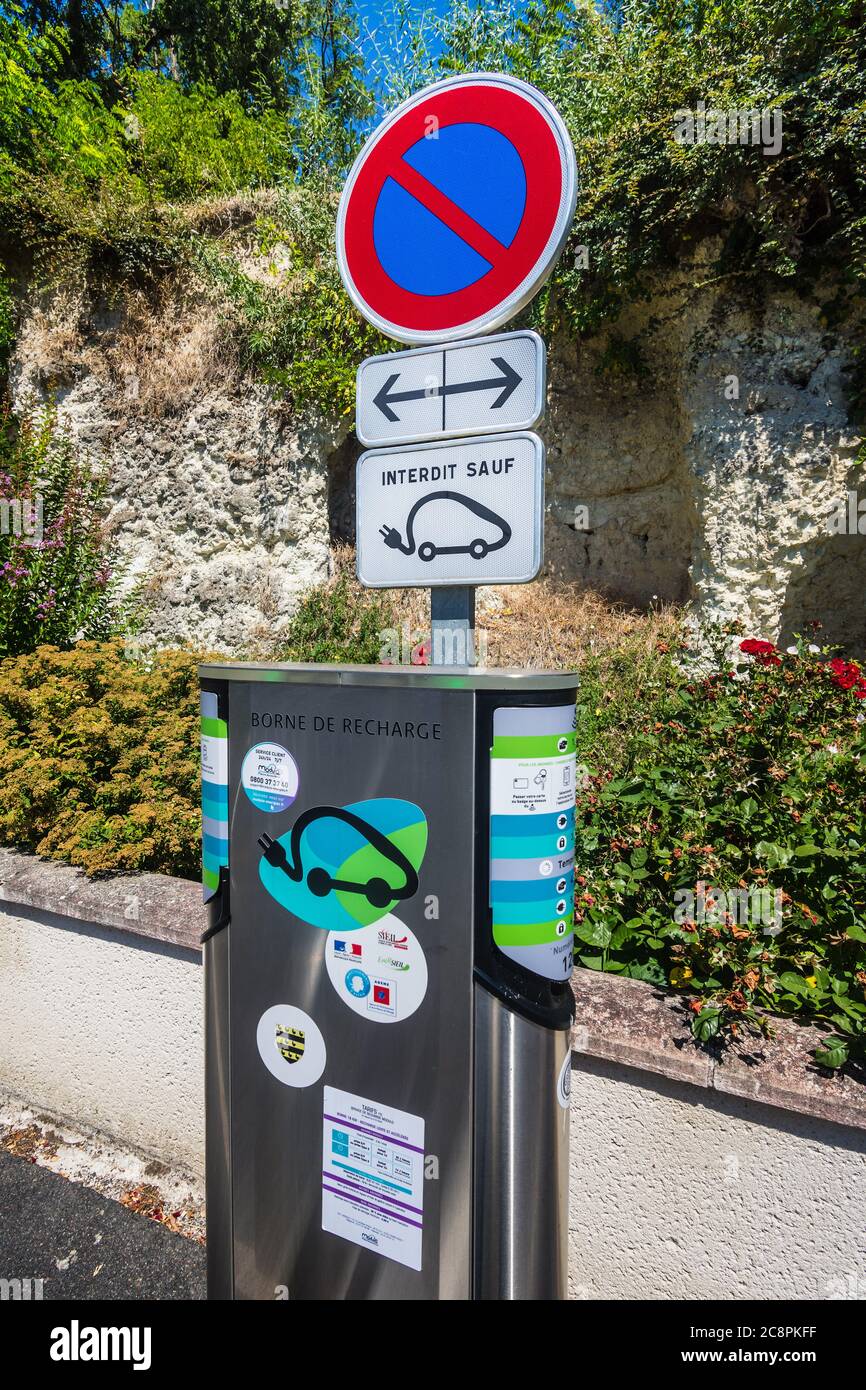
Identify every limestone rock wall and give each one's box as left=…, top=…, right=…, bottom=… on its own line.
left=544, top=287, right=862, bottom=650
left=9, top=272, right=862, bottom=653
left=11, top=321, right=340, bottom=651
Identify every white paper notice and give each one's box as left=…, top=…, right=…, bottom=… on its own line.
left=322, top=1085, right=425, bottom=1271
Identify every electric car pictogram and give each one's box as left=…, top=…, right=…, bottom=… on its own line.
left=378, top=490, right=512, bottom=563
left=258, top=805, right=419, bottom=910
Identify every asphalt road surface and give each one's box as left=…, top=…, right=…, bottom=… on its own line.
left=0, top=1149, right=206, bottom=1300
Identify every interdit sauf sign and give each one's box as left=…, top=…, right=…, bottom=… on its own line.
left=336, top=72, right=577, bottom=590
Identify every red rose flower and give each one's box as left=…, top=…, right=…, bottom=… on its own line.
left=827, top=656, right=863, bottom=692
left=740, top=638, right=777, bottom=656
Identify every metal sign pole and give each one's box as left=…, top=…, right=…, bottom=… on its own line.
left=431, top=586, right=476, bottom=666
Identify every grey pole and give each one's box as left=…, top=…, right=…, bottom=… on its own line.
left=472, top=985, right=570, bottom=1299
left=431, top=586, right=476, bottom=666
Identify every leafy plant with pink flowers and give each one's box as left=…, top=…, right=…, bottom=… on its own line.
left=0, top=407, right=131, bottom=656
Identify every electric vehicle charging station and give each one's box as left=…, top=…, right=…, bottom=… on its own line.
left=200, top=72, right=579, bottom=1300
left=200, top=664, right=576, bottom=1299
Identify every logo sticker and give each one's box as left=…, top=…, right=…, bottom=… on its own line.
left=275, top=1023, right=305, bottom=1064
left=345, top=968, right=371, bottom=998
left=333, top=939, right=363, bottom=959
left=378, top=955, right=410, bottom=972
left=370, top=979, right=396, bottom=1018
left=258, top=798, right=427, bottom=933
left=326, top=917, right=428, bottom=1024
left=257, top=1005, right=326, bottom=1088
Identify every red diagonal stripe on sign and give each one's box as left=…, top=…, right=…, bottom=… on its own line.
left=389, top=158, right=507, bottom=268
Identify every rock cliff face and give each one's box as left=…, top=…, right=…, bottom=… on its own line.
left=10, top=270, right=862, bottom=652
left=544, top=286, right=862, bottom=652
left=10, top=306, right=340, bottom=650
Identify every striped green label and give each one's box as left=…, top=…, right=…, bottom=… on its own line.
left=491, top=731, right=576, bottom=759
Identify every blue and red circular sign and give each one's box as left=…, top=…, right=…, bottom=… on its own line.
left=336, top=74, right=577, bottom=345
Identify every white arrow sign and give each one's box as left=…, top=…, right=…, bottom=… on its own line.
left=355, top=331, right=545, bottom=448
left=356, top=431, right=544, bottom=588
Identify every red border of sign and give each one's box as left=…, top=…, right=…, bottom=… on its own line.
left=342, top=84, right=564, bottom=336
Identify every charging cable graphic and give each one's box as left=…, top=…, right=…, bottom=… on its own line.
left=258, top=805, right=418, bottom=909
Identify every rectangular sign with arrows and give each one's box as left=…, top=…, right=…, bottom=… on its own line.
left=355, top=331, right=545, bottom=448
left=355, top=431, right=544, bottom=589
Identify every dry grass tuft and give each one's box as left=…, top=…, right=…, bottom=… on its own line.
left=330, top=547, right=682, bottom=672
left=477, top=579, right=681, bottom=672
left=16, top=276, right=239, bottom=418
left=180, top=188, right=278, bottom=237
left=14, top=287, right=89, bottom=391
left=101, top=279, right=238, bottom=416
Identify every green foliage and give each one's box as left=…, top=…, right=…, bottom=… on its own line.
left=5, top=2, right=865, bottom=413
left=278, top=570, right=395, bottom=664
left=16, top=3, right=107, bottom=83
left=573, top=624, right=866, bottom=1064
left=18, top=0, right=368, bottom=117
left=196, top=184, right=388, bottom=415
left=0, top=641, right=204, bottom=876
left=425, top=0, right=866, bottom=338
left=0, top=15, right=295, bottom=273
left=149, top=0, right=300, bottom=108
left=0, top=407, right=131, bottom=657
left=0, top=2, right=368, bottom=279
left=119, top=73, right=292, bottom=201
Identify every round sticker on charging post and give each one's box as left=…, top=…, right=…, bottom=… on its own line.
left=557, top=1050, right=572, bottom=1109
left=326, top=916, right=428, bottom=1023
left=256, top=1004, right=326, bottom=1088
left=242, top=742, right=299, bottom=814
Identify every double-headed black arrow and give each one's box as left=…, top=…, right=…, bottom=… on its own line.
left=373, top=356, right=522, bottom=423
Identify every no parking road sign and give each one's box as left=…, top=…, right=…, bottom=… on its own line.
left=355, top=431, right=544, bottom=588
left=356, top=331, right=545, bottom=447
left=337, top=74, right=577, bottom=344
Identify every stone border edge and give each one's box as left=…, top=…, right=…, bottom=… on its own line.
left=0, top=847, right=202, bottom=954
left=570, top=968, right=866, bottom=1133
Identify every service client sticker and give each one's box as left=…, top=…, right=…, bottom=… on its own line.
left=242, top=742, right=299, bottom=813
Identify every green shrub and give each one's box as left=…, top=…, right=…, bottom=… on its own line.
left=278, top=570, right=395, bottom=664
left=574, top=624, right=866, bottom=1064
left=0, top=407, right=132, bottom=657
left=0, top=641, right=205, bottom=877
left=119, top=73, right=293, bottom=203
left=0, top=571, right=396, bottom=876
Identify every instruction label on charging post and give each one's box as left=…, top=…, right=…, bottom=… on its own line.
left=489, top=704, right=577, bottom=980
left=322, top=1086, right=425, bottom=1271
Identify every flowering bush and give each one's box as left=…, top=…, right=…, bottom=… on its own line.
left=574, top=626, right=866, bottom=1068
left=0, top=407, right=131, bottom=656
